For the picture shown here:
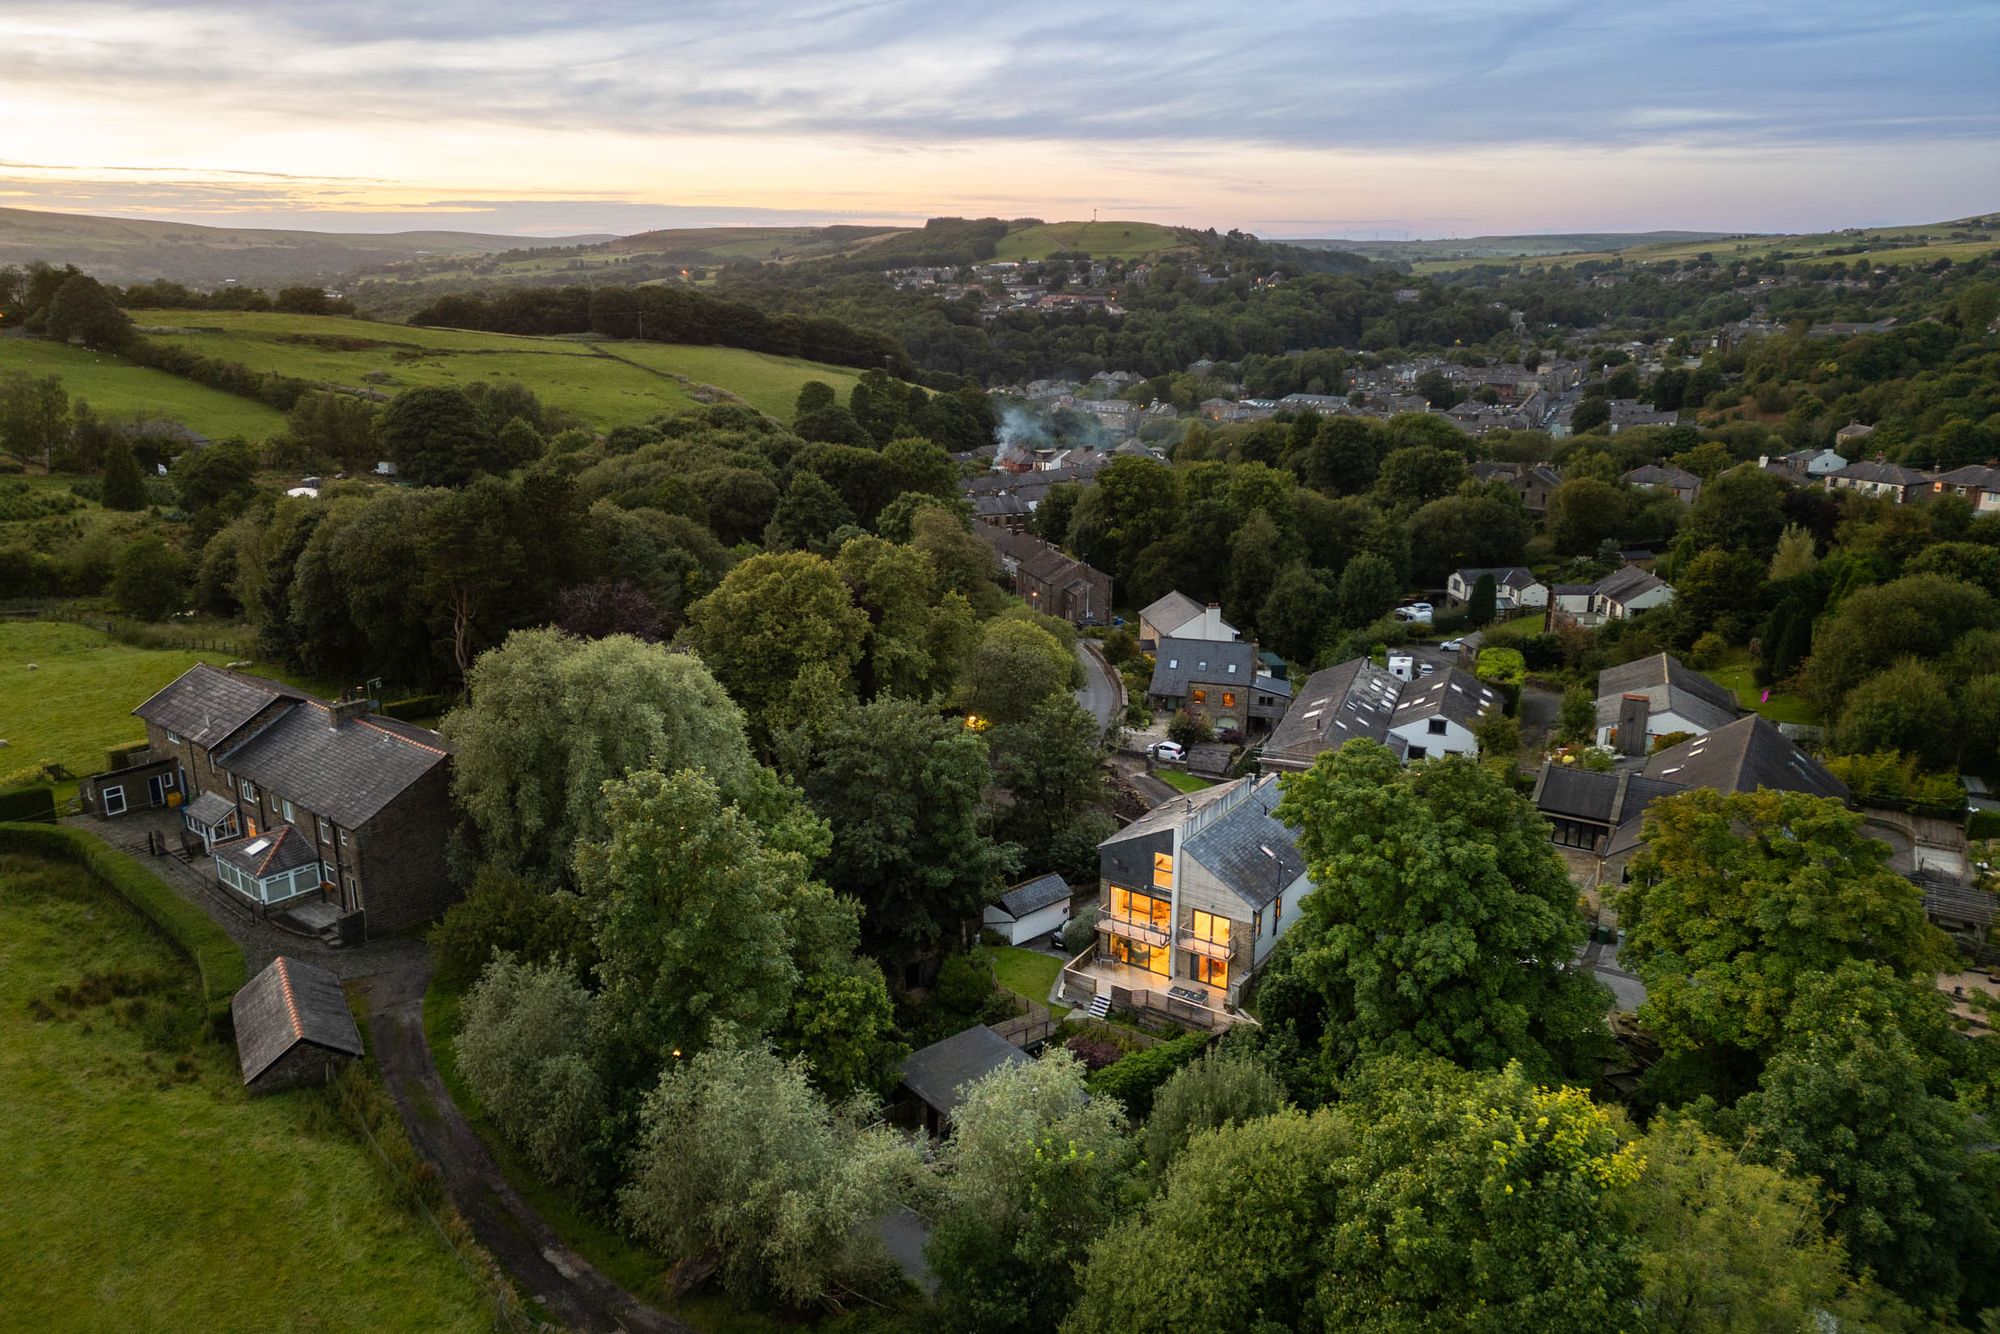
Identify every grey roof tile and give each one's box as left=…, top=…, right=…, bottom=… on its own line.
left=217, top=702, right=448, bottom=829
left=898, top=1025, right=1032, bottom=1120
left=134, top=663, right=303, bottom=749
left=995, top=873, right=1070, bottom=919
left=232, top=956, right=363, bottom=1085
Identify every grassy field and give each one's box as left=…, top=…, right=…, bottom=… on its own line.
left=130, top=309, right=867, bottom=427
left=0, top=850, right=489, bottom=1332
left=0, top=620, right=338, bottom=789
left=590, top=342, right=862, bottom=420
left=981, top=945, right=1067, bottom=1014
left=1705, top=657, right=1818, bottom=727
left=992, top=220, right=1193, bottom=261
left=1412, top=213, right=1999, bottom=274
left=0, top=336, right=289, bottom=441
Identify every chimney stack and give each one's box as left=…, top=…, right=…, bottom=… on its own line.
left=1617, top=694, right=1650, bottom=756
left=329, top=693, right=372, bottom=727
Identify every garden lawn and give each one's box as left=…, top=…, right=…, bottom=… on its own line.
left=0, top=620, right=335, bottom=789
left=0, top=336, right=288, bottom=441
left=1704, top=658, right=1819, bottom=726
left=1157, top=769, right=1217, bottom=793
left=0, top=852, right=489, bottom=1333
left=982, top=944, right=1066, bottom=1010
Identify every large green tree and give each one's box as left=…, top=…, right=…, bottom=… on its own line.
left=929, top=1050, right=1132, bottom=1334
left=1615, top=789, right=1952, bottom=1097
left=966, top=615, right=1078, bottom=726
left=442, top=628, right=758, bottom=888
left=686, top=550, right=870, bottom=748
left=1271, top=744, right=1608, bottom=1081
left=377, top=386, right=503, bottom=487
left=801, top=696, right=1012, bottom=971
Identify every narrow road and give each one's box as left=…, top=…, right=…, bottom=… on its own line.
left=363, top=961, right=691, bottom=1334
left=1074, top=639, right=1121, bottom=730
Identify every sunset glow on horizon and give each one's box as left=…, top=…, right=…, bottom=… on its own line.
left=3, top=0, right=1995, bottom=239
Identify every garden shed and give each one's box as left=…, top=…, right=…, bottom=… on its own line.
left=231, top=956, right=363, bottom=1094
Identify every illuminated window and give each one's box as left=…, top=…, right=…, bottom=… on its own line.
left=1190, top=910, right=1231, bottom=947
left=1221, top=692, right=1236, bottom=709
left=1190, top=688, right=1207, bottom=704
left=1189, top=955, right=1229, bottom=988
left=1152, top=852, right=1174, bottom=891
left=1111, top=886, right=1172, bottom=932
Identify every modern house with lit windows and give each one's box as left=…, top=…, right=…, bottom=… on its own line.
left=1146, top=638, right=1292, bottom=737
left=1060, top=774, right=1312, bottom=1030
left=132, top=664, right=455, bottom=940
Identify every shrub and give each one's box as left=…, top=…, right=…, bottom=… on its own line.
left=455, top=954, right=607, bottom=1191
left=1825, top=751, right=1966, bottom=817
left=1969, top=809, right=2000, bottom=841
left=1688, top=631, right=1729, bottom=670
left=1166, top=709, right=1215, bottom=747
left=1649, top=731, right=1696, bottom=754
left=1086, top=1030, right=1212, bottom=1120
left=0, top=783, right=57, bottom=824
left=1142, top=1047, right=1286, bottom=1170
left=1066, top=1035, right=1124, bottom=1070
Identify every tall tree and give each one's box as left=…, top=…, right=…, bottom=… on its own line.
left=376, top=386, right=502, bottom=486
left=1272, top=744, right=1609, bottom=1080
left=686, top=550, right=870, bottom=747
left=99, top=438, right=146, bottom=511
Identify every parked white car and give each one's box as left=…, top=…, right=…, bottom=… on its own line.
left=1147, top=740, right=1186, bottom=763
left=1393, top=602, right=1434, bottom=624
left=1439, top=637, right=1465, bottom=652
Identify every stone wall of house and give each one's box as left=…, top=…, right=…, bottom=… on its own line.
left=350, top=761, right=457, bottom=935
left=246, top=1042, right=352, bottom=1096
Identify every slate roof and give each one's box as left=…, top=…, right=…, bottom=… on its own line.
left=134, top=663, right=303, bottom=750
left=1592, top=564, right=1670, bottom=607
left=1935, top=463, right=2000, bottom=490
left=1148, top=637, right=1260, bottom=699
left=216, top=702, right=449, bottom=828
left=232, top=956, right=363, bottom=1086
left=1832, top=459, right=1930, bottom=486
left=1453, top=565, right=1541, bottom=592
left=994, top=873, right=1070, bottom=920
left=1642, top=716, right=1849, bottom=801
left=1138, top=591, right=1205, bottom=634
left=184, top=790, right=236, bottom=827
left=1622, top=463, right=1702, bottom=492
left=1181, top=775, right=1307, bottom=910
left=1101, top=780, right=1238, bottom=846
left=216, top=824, right=319, bottom=878
left=1390, top=667, right=1502, bottom=731
left=1595, top=653, right=1739, bottom=734
left=898, top=1025, right=1032, bottom=1121
left=1261, top=656, right=1403, bottom=768
left=1534, top=766, right=1685, bottom=824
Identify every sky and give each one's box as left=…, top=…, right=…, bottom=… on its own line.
left=1, top=0, right=1996, bottom=239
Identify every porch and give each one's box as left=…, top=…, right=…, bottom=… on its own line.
left=1058, top=949, right=1257, bottom=1032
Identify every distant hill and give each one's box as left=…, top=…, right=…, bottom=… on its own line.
left=1289, top=231, right=1739, bottom=264
left=0, top=206, right=608, bottom=286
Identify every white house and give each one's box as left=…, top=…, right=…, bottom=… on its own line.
left=1385, top=668, right=1500, bottom=761
left=1446, top=566, right=1549, bottom=612
left=1825, top=459, right=1932, bottom=504
left=984, top=873, right=1072, bottom=946
left=1137, top=590, right=1240, bottom=645
left=1592, top=652, right=1739, bottom=750
left=1555, top=564, right=1675, bottom=626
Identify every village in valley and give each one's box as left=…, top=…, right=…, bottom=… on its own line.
left=4, top=5, right=2000, bottom=1333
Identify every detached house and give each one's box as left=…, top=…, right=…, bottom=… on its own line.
left=1137, top=590, right=1239, bottom=646
left=1621, top=463, right=1703, bottom=504
left=1445, top=566, right=1548, bottom=612
left=1259, top=658, right=1501, bottom=773
left=1147, top=638, right=1290, bottom=735
left=1062, top=774, right=1311, bottom=1028
left=1825, top=458, right=1931, bottom=504
left=1593, top=652, right=1739, bottom=751
left=132, top=664, right=454, bottom=939
left=1550, top=564, right=1675, bottom=627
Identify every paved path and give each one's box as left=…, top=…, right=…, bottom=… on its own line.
left=1106, top=753, right=1181, bottom=808
left=362, top=962, right=691, bottom=1334
left=1074, top=639, right=1122, bottom=731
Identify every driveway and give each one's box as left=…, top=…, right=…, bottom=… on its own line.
left=1074, top=639, right=1122, bottom=731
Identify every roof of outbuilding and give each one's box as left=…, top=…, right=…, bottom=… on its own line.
left=232, top=956, right=363, bottom=1085
left=995, top=873, right=1070, bottom=919
left=1452, top=565, right=1541, bottom=591
left=216, top=703, right=448, bottom=829
left=1592, top=564, right=1669, bottom=605
left=898, top=1025, right=1032, bottom=1121
left=135, top=663, right=304, bottom=750
left=1148, top=637, right=1260, bottom=699
left=1181, top=775, right=1307, bottom=910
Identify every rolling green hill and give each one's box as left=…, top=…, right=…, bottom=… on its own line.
left=991, top=220, right=1195, bottom=261
left=0, top=205, right=605, bottom=287
left=0, top=335, right=288, bottom=441
left=1291, top=231, right=1735, bottom=264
